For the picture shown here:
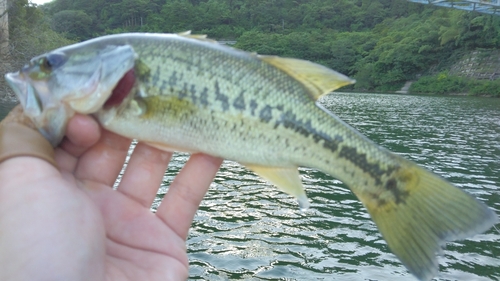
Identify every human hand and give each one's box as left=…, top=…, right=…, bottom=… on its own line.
left=0, top=106, right=223, bottom=281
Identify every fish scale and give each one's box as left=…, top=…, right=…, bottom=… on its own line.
left=5, top=32, right=498, bottom=281
left=119, top=38, right=323, bottom=161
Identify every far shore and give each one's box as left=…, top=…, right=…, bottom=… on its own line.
left=337, top=90, right=497, bottom=98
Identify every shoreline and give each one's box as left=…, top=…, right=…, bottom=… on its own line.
left=337, top=90, right=497, bottom=98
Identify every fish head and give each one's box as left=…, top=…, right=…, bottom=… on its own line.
left=5, top=43, right=137, bottom=146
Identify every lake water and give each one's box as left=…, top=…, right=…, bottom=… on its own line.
left=1, top=93, right=499, bottom=280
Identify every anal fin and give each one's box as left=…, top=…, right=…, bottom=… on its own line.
left=245, top=165, right=309, bottom=210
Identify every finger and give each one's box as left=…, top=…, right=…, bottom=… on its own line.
left=59, top=114, right=101, bottom=158
left=117, top=142, right=172, bottom=207
left=74, top=130, right=132, bottom=187
left=81, top=181, right=188, bottom=269
left=156, top=153, right=222, bottom=239
left=55, top=115, right=101, bottom=172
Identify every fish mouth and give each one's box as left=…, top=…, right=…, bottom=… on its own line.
left=4, top=44, right=137, bottom=146
left=103, top=67, right=136, bottom=108
left=5, top=64, right=136, bottom=119
left=5, top=72, right=42, bottom=118
left=4, top=71, right=70, bottom=146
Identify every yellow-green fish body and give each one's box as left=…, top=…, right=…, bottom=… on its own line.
left=5, top=33, right=498, bottom=281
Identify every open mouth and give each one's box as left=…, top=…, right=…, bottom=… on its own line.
left=103, top=68, right=136, bottom=108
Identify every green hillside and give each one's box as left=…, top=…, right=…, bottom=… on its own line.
left=5, top=0, right=500, bottom=96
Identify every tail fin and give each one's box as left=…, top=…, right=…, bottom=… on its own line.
left=353, top=162, right=498, bottom=281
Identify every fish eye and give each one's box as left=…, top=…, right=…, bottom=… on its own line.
left=41, top=53, right=66, bottom=72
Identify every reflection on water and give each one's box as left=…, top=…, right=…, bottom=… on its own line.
left=168, top=94, right=499, bottom=281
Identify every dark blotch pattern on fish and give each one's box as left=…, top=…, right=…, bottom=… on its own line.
left=199, top=87, right=209, bottom=106
left=178, top=82, right=188, bottom=99
left=259, top=105, right=273, bottom=123
left=280, top=110, right=344, bottom=152
left=168, top=71, right=178, bottom=87
left=190, top=84, right=197, bottom=104
left=233, top=90, right=246, bottom=110
left=366, top=177, right=409, bottom=208
left=281, top=110, right=310, bottom=138
left=385, top=178, right=409, bottom=205
left=322, top=135, right=342, bottom=153
left=338, top=146, right=389, bottom=186
left=368, top=192, right=388, bottom=208
left=249, top=100, right=258, bottom=116
left=214, top=81, right=229, bottom=111
left=148, top=63, right=160, bottom=85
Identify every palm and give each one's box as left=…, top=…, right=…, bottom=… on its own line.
left=78, top=178, right=189, bottom=281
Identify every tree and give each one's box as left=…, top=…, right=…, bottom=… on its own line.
left=4, top=0, right=73, bottom=69
left=0, top=0, right=10, bottom=101
left=14, top=0, right=500, bottom=93
left=2, top=0, right=74, bottom=101
left=51, top=10, right=93, bottom=40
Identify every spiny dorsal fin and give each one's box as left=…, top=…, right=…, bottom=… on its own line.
left=259, top=56, right=355, bottom=100
left=177, top=30, right=218, bottom=43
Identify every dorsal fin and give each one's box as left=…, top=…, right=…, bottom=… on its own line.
left=259, top=56, right=355, bottom=100
left=177, top=30, right=218, bottom=43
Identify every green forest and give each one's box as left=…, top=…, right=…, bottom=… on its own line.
left=6, top=0, right=500, bottom=96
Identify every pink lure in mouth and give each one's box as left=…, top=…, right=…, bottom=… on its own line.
left=104, top=68, right=136, bottom=108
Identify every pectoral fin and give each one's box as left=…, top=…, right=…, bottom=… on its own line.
left=245, top=165, right=309, bottom=209
left=144, top=141, right=197, bottom=154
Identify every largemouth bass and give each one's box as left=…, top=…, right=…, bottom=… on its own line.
left=5, top=32, right=498, bottom=281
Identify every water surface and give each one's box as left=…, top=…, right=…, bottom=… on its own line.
left=156, top=93, right=499, bottom=281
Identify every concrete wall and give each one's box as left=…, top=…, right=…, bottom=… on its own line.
left=0, top=0, right=8, bottom=59
left=449, top=49, right=500, bottom=80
